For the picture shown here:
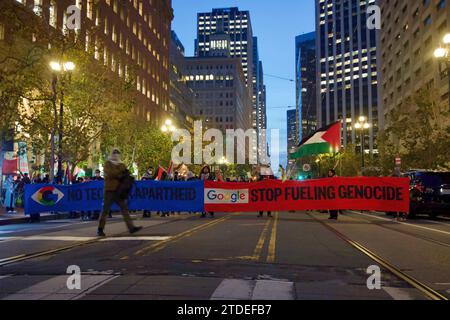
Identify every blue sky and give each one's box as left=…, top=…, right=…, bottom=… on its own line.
left=171, top=0, right=316, bottom=167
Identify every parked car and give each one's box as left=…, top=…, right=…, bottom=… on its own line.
left=403, top=171, right=450, bottom=218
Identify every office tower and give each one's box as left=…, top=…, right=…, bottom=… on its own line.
left=195, top=8, right=264, bottom=130
left=287, top=109, right=298, bottom=165
left=8, top=0, right=173, bottom=126
left=183, top=57, right=252, bottom=132
left=296, top=32, right=317, bottom=141
left=315, top=0, right=381, bottom=153
left=379, top=0, right=450, bottom=128
left=169, top=31, right=195, bottom=131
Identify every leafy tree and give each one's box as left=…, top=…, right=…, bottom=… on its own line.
left=378, top=87, right=450, bottom=172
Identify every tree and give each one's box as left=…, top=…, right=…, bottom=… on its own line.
left=378, top=87, right=450, bottom=172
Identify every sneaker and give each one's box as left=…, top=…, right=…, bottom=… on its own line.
left=129, top=226, right=143, bottom=234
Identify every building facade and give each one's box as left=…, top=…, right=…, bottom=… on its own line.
left=379, top=0, right=449, bottom=128
left=194, top=8, right=266, bottom=134
left=10, top=0, right=173, bottom=127
left=315, top=0, right=381, bottom=153
left=296, top=32, right=317, bottom=141
left=287, top=109, right=298, bottom=165
left=169, top=31, right=194, bottom=131
left=183, top=57, right=252, bottom=132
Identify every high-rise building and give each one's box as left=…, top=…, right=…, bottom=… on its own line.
left=287, top=109, right=298, bottom=165
left=169, top=31, right=194, bottom=131
left=315, top=0, right=381, bottom=153
left=296, top=32, right=317, bottom=141
left=183, top=57, right=252, bottom=132
left=379, top=0, right=449, bottom=128
left=8, top=0, right=173, bottom=126
left=195, top=8, right=265, bottom=131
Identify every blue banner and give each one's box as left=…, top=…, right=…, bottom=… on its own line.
left=24, top=181, right=205, bottom=215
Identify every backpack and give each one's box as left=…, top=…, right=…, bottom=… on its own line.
left=116, top=170, right=135, bottom=200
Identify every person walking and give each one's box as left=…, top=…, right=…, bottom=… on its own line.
left=328, top=169, right=339, bottom=220
left=97, top=149, right=142, bottom=237
left=257, top=173, right=272, bottom=218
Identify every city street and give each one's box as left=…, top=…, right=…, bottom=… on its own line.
left=0, top=211, right=448, bottom=300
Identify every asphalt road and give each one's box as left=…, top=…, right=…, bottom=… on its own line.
left=0, top=211, right=449, bottom=300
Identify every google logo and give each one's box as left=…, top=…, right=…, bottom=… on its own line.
left=31, top=186, right=65, bottom=206
left=205, top=189, right=249, bottom=204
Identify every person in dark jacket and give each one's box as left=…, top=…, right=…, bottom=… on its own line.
left=200, top=165, right=214, bottom=218
left=328, top=169, right=339, bottom=220
left=97, top=149, right=142, bottom=237
left=142, top=167, right=154, bottom=218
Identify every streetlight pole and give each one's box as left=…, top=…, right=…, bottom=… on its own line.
left=354, top=116, right=370, bottom=174
left=49, top=61, right=75, bottom=184
left=434, top=33, right=450, bottom=111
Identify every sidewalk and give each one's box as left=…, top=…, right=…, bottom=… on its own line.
left=0, top=208, right=69, bottom=226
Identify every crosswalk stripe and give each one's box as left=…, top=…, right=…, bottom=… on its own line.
left=383, top=287, right=416, bottom=300
left=1, top=275, right=117, bottom=300
left=211, top=279, right=295, bottom=300
left=211, top=279, right=254, bottom=300
left=252, top=280, right=295, bottom=300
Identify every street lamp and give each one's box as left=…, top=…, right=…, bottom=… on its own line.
left=49, top=60, right=75, bottom=183
left=434, top=33, right=450, bottom=110
left=161, top=119, right=176, bottom=133
left=354, top=116, right=370, bottom=173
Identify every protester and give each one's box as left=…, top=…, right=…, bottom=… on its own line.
left=3, top=175, right=16, bottom=214
left=97, top=149, right=142, bottom=237
left=257, top=172, right=272, bottom=218
left=89, top=169, right=104, bottom=220
left=142, top=167, right=154, bottom=218
left=328, top=169, right=339, bottom=220
left=200, top=165, right=214, bottom=218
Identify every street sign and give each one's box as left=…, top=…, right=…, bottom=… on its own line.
left=395, top=157, right=401, bottom=166
left=303, top=164, right=311, bottom=172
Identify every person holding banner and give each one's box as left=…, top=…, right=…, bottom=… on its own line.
left=97, top=149, right=142, bottom=237
left=200, top=165, right=215, bottom=218
left=328, top=169, right=339, bottom=220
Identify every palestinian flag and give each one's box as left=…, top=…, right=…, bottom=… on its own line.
left=290, top=121, right=341, bottom=159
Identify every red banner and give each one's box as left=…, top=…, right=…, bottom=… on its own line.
left=2, top=158, right=18, bottom=175
left=204, top=177, right=410, bottom=213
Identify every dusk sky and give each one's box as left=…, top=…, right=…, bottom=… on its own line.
left=171, top=0, right=316, bottom=167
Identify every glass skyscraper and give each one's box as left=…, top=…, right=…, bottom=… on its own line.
left=315, top=0, right=381, bottom=152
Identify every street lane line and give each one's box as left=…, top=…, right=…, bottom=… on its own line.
left=99, top=236, right=171, bottom=241
left=350, top=211, right=450, bottom=236
left=211, top=279, right=255, bottom=300
left=383, top=287, right=415, bottom=300
left=266, top=212, right=279, bottom=263
left=310, top=213, right=448, bottom=301
left=252, top=218, right=272, bottom=261
left=252, top=280, right=295, bottom=300
left=134, top=215, right=232, bottom=256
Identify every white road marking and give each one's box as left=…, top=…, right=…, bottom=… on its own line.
left=211, top=279, right=295, bottom=300
left=211, top=279, right=254, bottom=300
left=350, top=211, right=450, bottom=236
left=1, top=275, right=117, bottom=300
left=99, top=236, right=171, bottom=241
left=23, top=236, right=97, bottom=241
left=383, top=287, right=415, bottom=300
left=251, top=280, right=295, bottom=300
left=0, top=236, right=171, bottom=242
left=0, top=275, right=12, bottom=280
